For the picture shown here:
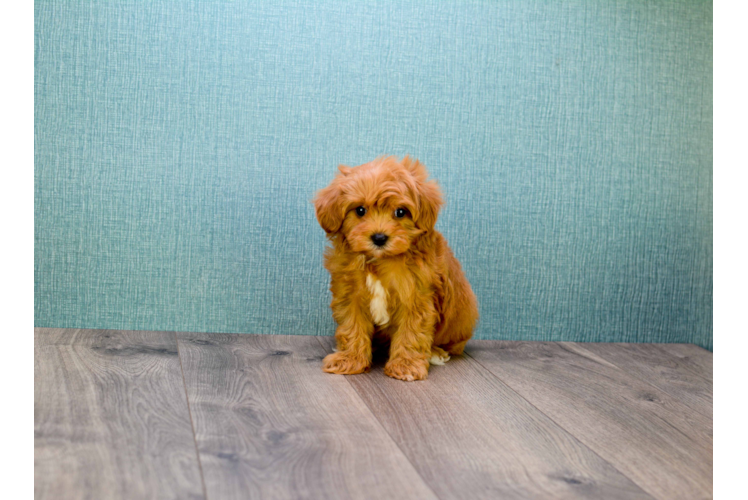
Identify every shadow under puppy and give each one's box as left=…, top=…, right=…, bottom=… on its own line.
left=313, top=156, right=478, bottom=381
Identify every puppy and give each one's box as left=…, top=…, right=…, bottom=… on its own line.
left=313, top=156, right=478, bottom=381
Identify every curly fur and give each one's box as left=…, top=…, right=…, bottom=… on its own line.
left=313, top=156, right=479, bottom=381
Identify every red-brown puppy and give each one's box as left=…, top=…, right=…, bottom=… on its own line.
left=314, top=156, right=479, bottom=381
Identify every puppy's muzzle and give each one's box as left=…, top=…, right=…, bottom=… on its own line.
left=371, top=233, right=389, bottom=247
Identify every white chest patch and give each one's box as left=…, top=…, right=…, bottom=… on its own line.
left=365, top=273, right=390, bottom=326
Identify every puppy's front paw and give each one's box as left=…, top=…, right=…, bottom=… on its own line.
left=384, top=357, right=429, bottom=381
left=322, top=351, right=370, bottom=375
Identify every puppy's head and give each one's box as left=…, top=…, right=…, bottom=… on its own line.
left=314, top=156, right=443, bottom=258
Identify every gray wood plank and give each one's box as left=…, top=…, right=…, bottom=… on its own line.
left=177, top=332, right=437, bottom=500
left=34, top=328, right=205, bottom=500
left=657, top=344, right=712, bottom=382
left=317, top=337, right=653, bottom=500
left=467, top=341, right=713, bottom=500
left=712, top=352, right=720, bottom=498
left=580, top=343, right=712, bottom=419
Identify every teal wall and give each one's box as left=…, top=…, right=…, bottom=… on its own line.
left=35, top=0, right=713, bottom=349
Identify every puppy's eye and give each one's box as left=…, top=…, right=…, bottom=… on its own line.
left=355, top=206, right=366, bottom=217
left=394, top=208, right=408, bottom=219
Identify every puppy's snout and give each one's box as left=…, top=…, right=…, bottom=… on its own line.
left=371, top=233, right=389, bottom=247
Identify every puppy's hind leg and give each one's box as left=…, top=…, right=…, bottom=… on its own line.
left=442, top=339, right=468, bottom=356
left=429, top=345, right=451, bottom=366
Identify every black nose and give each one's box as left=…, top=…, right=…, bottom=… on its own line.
left=371, top=233, right=388, bottom=247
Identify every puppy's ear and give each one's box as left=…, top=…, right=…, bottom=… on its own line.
left=415, top=178, right=443, bottom=231
left=403, top=157, right=444, bottom=231
left=314, top=168, right=348, bottom=234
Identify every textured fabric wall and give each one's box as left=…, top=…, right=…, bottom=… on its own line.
left=35, top=0, right=713, bottom=349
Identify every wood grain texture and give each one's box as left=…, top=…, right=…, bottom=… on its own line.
left=176, top=332, right=436, bottom=500
left=34, top=328, right=205, bottom=500
left=580, top=343, right=712, bottom=418
left=466, top=341, right=713, bottom=500
left=712, top=352, right=720, bottom=498
left=317, top=337, right=653, bottom=500
left=656, top=344, right=713, bottom=382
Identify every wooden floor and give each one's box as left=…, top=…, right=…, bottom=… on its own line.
left=35, top=328, right=712, bottom=500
